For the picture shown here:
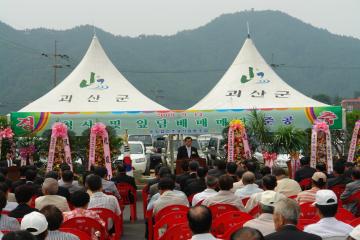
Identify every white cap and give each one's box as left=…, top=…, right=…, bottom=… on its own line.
left=21, top=212, right=48, bottom=235
left=350, top=225, right=360, bottom=240
left=259, top=191, right=282, bottom=207
left=313, top=189, right=338, bottom=206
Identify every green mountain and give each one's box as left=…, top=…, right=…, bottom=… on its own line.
left=0, top=10, right=359, bottom=114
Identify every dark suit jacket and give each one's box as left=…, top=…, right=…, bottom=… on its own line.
left=57, top=186, right=71, bottom=200
left=179, top=172, right=197, bottom=191
left=9, top=203, right=39, bottom=218
left=294, top=166, right=316, bottom=183
left=327, top=174, right=352, bottom=188
left=340, top=179, right=360, bottom=213
left=265, top=225, right=321, bottom=240
left=111, top=174, right=137, bottom=190
left=176, top=146, right=199, bottom=160
left=207, top=168, right=226, bottom=178
left=184, top=178, right=206, bottom=197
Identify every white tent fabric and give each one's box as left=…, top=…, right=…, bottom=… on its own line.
left=190, top=36, right=327, bottom=110
left=20, top=36, right=167, bottom=112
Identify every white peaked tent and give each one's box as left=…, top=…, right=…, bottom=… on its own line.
left=20, top=36, right=167, bottom=112
left=190, top=36, right=327, bottom=110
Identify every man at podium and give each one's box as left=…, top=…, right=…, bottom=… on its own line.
left=177, top=136, right=199, bottom=160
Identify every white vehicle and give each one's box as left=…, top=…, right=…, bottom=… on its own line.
left=117, top=141, right=148, bottom=173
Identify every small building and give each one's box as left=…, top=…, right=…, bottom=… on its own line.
left=342, top=98, right=360, bottom=111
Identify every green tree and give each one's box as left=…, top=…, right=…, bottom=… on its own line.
left=312, top=94, right=332, bottom=105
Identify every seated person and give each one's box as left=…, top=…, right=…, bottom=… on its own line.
left=231, top=227, right=264, bottom=240
left=304, top=190, right=353, bottom=239
left=294, top=156, right=316, bottom=183
left=296, top=172, right=327, bottom=205
left=184, top=166, right=207, bottom=197
left=111, top=164, right=137, bottom=190
left=40, top=205, right=79, bottom=240
left=2, top=230, right=36, bottom=240
left=44, top=171, right=70, bottom=200
left=0, top=182, right=18, bottom=211
left=63, top=190, right=105, bottom=227
left=20, top=211, right=48, bottom=240
left=235, top=171, right=263, bottom=199
left=341, top=167, right=360, bottom=214
left=203, top=175, right=244, bottom=211
left=328, top=161, right=352, bottom=188
left=94, top=166, right=121, bottom=199
left=59, top=170, right=84, bottom=194
left=152, top=177, right=189, bottom=215
left=9, top=184, right=38, bottom=218
left=244, top=191, right=280, bottom=236
left=226, top=162, right=239, bottom=182
left=188, top=205, right=217, bottom=240
left=273, top=167, right=301, bottom=197
left=35, top=178, right=70, bottom=212
left=0, top=190, right=20, bottom=231
left=192, top=175, right=218, bottom=206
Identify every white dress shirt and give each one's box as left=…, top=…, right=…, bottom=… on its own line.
left=234, top=183, right=263, bottom=199
left=304, top=217, right=353, bottom=238
left=192, top=188, right=218, bottom=206
left=243, top=213, right=276, bottom=236
left=203, top=190, right=244, bottom=211
left=186, top=146, right=191, bottom=158
left=147, top=190, right=185, bottom=211
left=191, top=233, right=218, bottom=240
left=153, top=190, right=189, bottom=215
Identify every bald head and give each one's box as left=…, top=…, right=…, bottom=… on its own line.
left=187, top=206, right=212, bottom=234
left=42, top=178, right=59, bottom=195
left=242, top=171, right=256, bottom=185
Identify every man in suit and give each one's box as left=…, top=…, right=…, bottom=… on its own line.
left=265, top=198, right=321, bottom=240
left=176, top=137, right=199, bottom=160
left=341, top=167, right=360, bottom=214
left=1, top=152, right=15, bottom=168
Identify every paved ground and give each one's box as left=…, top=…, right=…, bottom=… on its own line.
left=121, top=186, right=147, bottom=239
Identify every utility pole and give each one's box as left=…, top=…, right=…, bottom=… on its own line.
left=42, top=40, right=71, bottom=87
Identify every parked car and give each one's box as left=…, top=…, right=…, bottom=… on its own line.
left=206, top=135, right=226, bottom=166
left=128, top=134, right=154, bottom=153
left=116, top=141, right=148, bottom=173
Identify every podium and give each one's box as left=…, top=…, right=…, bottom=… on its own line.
left=6, top=166, right=20, bottom=182
left=175, top=158, right=207, bottom=175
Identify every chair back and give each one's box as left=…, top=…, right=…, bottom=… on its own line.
left=248, top=205, right=260, bottom=217
left=329, top=185, right=346, bottom=199
left=299, top=178, right=312, bottom=190
left=211, top=210, right=253, bottom=237
left=187, top=194, right=195, bottom=206
left=350, top=217, right=360, bottom=227
left=288, top=195, right=298, bottom=199
left=242, top=197, right=250, bottom=206
left=159, top=223, right=192, bottom=240
left=209, top=203, right=239, bottom=218
left=60, top=228, right=91, bottom=240
left=155, top=205, right=189, bottom=222
left=299, top=202, right=317, bottom=219
left=154, top=211, right=187, bottom=240
left=116, top=183, right=137, bottom=205
left=195, top=199, right=204, bottom=206
left=62, top=216, right=107, bottom=240
left=335, top=208, right=355, bottom=223
left=89, top=207, right=122, bottom=239
left=222, top=223, right=247, bottom=240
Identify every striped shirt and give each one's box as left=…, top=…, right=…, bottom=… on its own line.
left=88, top=192, right=121, bottom=216
left=296, top=187, right=320, bottom=205
left=47, top=230, right=80, bottom=240
left=0, top=214, right=20, bottom=231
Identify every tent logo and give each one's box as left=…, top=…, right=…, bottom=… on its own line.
left=80, top=72, right=109, bottom=90
left=241, top=67, right=269, bottom=84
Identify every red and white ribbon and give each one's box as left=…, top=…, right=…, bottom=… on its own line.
left=47, top=122, right=72, bottom=172
left=348, top=120, right=360, bottom=163
left=88, top=123, right=112, bottom=178
left=227, top=127, right=235, bottom=162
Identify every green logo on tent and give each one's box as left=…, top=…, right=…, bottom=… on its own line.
left=241, top=67, right=255, bottom=83
left=80, top=72, right=109, bottom=90
left=241, top=67, right=267, bottom=84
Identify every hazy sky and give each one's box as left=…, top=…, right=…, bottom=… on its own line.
left=1, top=0, right=359, bottom=39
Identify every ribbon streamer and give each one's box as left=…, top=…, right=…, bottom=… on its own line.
left=348, top=120, right=360, bottom=163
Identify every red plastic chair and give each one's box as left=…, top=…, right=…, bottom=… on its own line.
left=211, top=211, right=253, bottom=237
left=142, top=185, right=149, bottom=218
left=146, top=209, right=154, bottom=240
left=0, top=211, right=9, bottom=215
left=209, top=204, right=239, bottom=219
left=299, top=178, right=312, bottom=190
left=300, top=202, right=317, bottom=219
left=297, top=218, right=318, bottom=230
left=154, top=205, right=189, bottom=222
left=60, top=228, right=91, bottom=240
left=336, top=208, right=355, bottom=222
left=117, top=183, right=137, bottom=222
left=30, top=195, right=37, bottom=208
left=329, top=185, right=346, bottom=199
left=242, top=197, right=250, bottom=206
left=248, top=205, right=260, bottom=217
left=188, top=194, right=195, bottom=206
left=159, top=223, right=192, bottom=240
left=221, top=223, right=244, bottom=240
left=62, top=217, right=107, bottom=240
left=195, top=199, right=204, bottom=206
left=89, top=207, right=123, bottom=239
left=350, top=217, right=360, bottom=227
left=154, top=211, right=187, bottom=240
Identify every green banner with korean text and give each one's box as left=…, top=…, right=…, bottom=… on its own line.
left=10, top=106, right=343, bottom=136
